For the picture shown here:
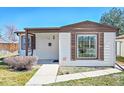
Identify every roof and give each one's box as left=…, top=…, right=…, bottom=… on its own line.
left=60, top=21, right=118, bottom=32
left=16, top=20, right=118, bottom=33
left=62, top=21, right=118, bottom=29
left=24, top=27, right=60, bottom=30
left=116, top=34, right=124, bottom=39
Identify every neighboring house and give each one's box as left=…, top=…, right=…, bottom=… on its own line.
left=116, top=35, right=124, bottom=57
left=15, top=21, right=118, bottom=66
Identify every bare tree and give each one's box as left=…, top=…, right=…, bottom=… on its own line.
left=0, top=30, right=2, bottom=38
left=5, top=25, right=18, bottom=43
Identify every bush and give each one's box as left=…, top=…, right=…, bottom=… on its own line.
left=3, top=56, right=38, bottom=71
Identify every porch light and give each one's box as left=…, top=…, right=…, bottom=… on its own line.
left=53, top=35, right=55, bottom=40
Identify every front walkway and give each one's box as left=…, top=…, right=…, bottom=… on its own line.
left=26, top=66, right=121, bottom=86
left=55, top=68, right=121, bottom=83
left=26, top=64, right=59, bottom=86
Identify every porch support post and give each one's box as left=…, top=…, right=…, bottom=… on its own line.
left=25, top=30, right=28, bottom=56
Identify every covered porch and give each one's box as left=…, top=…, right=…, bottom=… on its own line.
left=18, top=28, right=60, bottom=64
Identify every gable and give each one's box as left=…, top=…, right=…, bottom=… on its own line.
left=61, top=21, right=118, bottom=32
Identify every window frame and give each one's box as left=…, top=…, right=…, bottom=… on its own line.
left=21, top=35, right=32, bottom=50
left=76, top=33, right=98, bottom=59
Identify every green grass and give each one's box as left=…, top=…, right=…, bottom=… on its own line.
left=57, top=66, right=108, bottom=75
left=46, top=72, right=124, bottom=86
left=0, top=61, right=38, bottom=86
left=0, top=54, right=17, bottom=59
left=116, top=56, right=124, bottom=62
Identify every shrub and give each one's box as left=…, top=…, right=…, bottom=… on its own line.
left=3, top=56, right=38, bottom=71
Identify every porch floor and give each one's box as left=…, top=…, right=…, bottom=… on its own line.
left=37, top=59, right=59, bottom=64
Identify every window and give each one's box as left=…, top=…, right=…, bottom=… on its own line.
left=77, top=34, right=97, bottom=58
left=21, top=35, right=31, bottom=50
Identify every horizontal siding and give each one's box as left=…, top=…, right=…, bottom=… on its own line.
left=59, top=32, right=116, bottom=66
left=104, top=32, right=115, bottom=63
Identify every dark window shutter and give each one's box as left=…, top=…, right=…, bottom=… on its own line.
left=21, top=35, right=26, bottom=50
left=98, top=33, right=104, bottom=60
left=31, top=35, right=36, bottom=49
left=71, top=32, right=76, bottom=60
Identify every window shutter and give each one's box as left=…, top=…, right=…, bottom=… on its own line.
left=98, top=33, right=104, bottom=60
left=71, top=32, right=76, bottom=60
left=31, top=35, right=36, bottom=49
left=21, top=35, right=26, bottom=50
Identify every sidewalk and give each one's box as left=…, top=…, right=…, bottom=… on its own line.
left=26, top=65, right=121, bottom=85
left=55, top=68, right=121, bottom=83
left=26, top=64, right=59, bottom=86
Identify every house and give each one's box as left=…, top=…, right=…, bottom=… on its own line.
left=116, top=35, right=124, bottom=57
left=15, top=21, right=118, bottom=66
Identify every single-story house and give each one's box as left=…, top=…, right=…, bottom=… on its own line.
left=116, top=35, right=124, bottom=57
left=15, top=21, right=118, bottom=66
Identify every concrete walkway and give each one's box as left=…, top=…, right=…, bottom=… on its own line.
left=26, top=64, right=59, bottom=86
left=26, top=65, right=121, bottom=86
left=55, top=68, right=121, bottom=83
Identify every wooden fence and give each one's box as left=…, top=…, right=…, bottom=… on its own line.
left=0, top=43, right=18, bottom=52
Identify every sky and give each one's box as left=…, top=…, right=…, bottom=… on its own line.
left=0, top=7, right=124, bottom=34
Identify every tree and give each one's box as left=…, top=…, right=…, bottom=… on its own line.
left=0, top=31, right=2, bottom=38
left=5, top=25, right=18, bottom=43
left=100, top=8, right=124, bottom=35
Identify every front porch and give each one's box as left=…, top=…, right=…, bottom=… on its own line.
left=19, top=28, right=60, bottom=63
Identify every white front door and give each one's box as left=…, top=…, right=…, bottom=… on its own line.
left=34, top=33, right=59, bottom=59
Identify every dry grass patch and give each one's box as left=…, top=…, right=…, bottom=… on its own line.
left=0, top=61, right=38, bottom=86
left=46, top=72, right=124, bottom=86
left=57, top=66, right=109, bottom=75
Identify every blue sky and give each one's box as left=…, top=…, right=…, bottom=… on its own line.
left=0, top=7, right=123, bottom=34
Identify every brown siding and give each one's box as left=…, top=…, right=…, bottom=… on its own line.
left=98, top=33, right=104, bottom=60
left=71, top=32, right=104, bottom=61
left=71, top=32, right=76, bottom=60
left=31, top=34, right=36, bottom=49
left=21, top=35, right=24, bottom=50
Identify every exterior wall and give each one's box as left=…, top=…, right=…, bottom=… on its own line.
left=116, top=39, right=124, bottom=57
left=33, top=33, right=59, bottom=59
left=19, top=33, right=59, bottom=59
left=59, top=32, right=116, bottom=66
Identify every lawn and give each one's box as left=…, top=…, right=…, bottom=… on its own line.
left=117, top=56, right=124, bottom=62
left=47, top=72, right=124, bottom=86
left=57, top=66, right=109, bottom=75
left=116, top=56, right=124, bottom=65
left=0, top=53, right=17, bottom=59
left=0, top=60, right=38, bottom=86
